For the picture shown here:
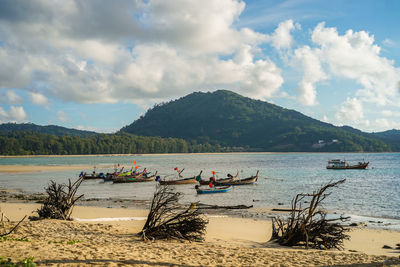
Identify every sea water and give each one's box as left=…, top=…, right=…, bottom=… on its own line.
left=0, top=153, right=399, bottom=227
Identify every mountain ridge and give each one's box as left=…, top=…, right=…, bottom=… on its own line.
left=0, top=122, right=97, bottom=137
left=121, top=90, right=395, bottom=152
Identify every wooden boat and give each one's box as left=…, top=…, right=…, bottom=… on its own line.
left=158, top=171, right=202, bottom=185
left=81, top=172, right=106, bottom=180
left=103, top=167, right=125, bottom=182
left=214, top=171, right=259, bottom=186
left=326, top=159, right=369, bottom=169
left=195, top=185, right=231, bottom=194
left=112, top=172, right=157, bottom=183
left=198, top=171, right=239, bottom=185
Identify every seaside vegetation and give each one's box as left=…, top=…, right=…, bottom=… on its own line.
left=0, top=131, right=228, bottom=156
left=0, top=257, right=35, bottom=267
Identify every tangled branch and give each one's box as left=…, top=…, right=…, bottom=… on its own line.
left=32, top=177, right=84, bottom=220
left=140, top=185, right=208, bottom=241
left=270, top=179, right=350, bottom=250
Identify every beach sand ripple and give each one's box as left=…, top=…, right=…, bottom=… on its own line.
left=1, top=220, right=399, bottom=266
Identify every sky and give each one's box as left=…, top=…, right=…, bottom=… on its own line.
left=0, top=0, right=399, bottom=133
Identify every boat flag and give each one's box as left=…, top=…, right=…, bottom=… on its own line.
left=211, top=171, right=216, bottom=175
left=174, top=167, right=178, bottom=171
left=135, top=166, right=139, bottom=170
left=133, top=160, right=136, bottom=165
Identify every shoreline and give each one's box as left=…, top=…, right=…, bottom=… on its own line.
left=1, top=160, right=400, bottom=233
left=0, top=151, right=393, bottom=159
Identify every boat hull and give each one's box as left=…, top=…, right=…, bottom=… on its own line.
left=326, top=162, right=369, bottom=169
left=215, top=176, right=258, bottom=186
left=196, top=186, right=231, bottom=194
left=159, top=177, right=197, bottom=185
left=112, top=172, right=157, bottom=183
left=198, top=171, right=239, bottom=185
left=112, top=175, right=156, bottom=183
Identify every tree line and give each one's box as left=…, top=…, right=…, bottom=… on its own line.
left=0, top=131, right=234, bottom=155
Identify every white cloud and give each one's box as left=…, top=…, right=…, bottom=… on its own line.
left=270, top=19, right=300, bottom=50
left=321, top=115, right=328, bottom=123
left=374, top=118, right=390, bottom=129
left=381, top=110, right=393, bottom=117
left=30, top=92, right=49, bottom=106
left=0, top=107, right=7, bottom=119
left=335, top=97, right=363, bottom=122
left=291, top=22, right=400, bottom=108
left=0, top=0, right=285, bottom=104
left=292, top=45, right=327, bottom=106
left=0, top=90, right=23, bottom=104
left=0, top=105, right=27, bottom=122
left=57, top=110, right=69, bottom=122
left=311, top=22, right=400, bottom=106
left=382, top=38, right=395, bottom=47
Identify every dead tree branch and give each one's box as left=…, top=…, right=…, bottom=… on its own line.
left=140, top=185, right=208, bottom=241
left=270, top=179, right=350, bottom=250
left=31, top=177, right=84, bottom=220
left=0, top=208, right=26, bottom=237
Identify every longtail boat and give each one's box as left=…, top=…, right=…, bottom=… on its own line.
left=195, top=185, right=231, bottom=194
left=158, top=171, right=202, bottom=185
left=326, top=159, right=369, bottom=169
left=198, top=171, right=239, bottom=185
left=112, top=172, right=157, bottom=183
left=103, top=167, right=125, bottom=182
left=214, top=171, right=259, bottom=186
left=82, top=172, right=106, bottom=180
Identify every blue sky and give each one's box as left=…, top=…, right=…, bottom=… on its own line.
left=0, top=0, right=399, bottom=133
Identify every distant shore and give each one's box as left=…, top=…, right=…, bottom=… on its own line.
left=0, top=164, right=98, bottom=173
left=0, top=150, right=391, bottom=159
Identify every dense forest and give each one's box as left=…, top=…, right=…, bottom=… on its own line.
left=0, top=131, right=233, bottom=155
left=121, top=90, right=393, bottom=152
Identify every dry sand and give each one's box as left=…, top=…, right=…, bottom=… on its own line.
left=0, top=165, right=97, bottom=173
left=1, top=203, right=400, bottom=266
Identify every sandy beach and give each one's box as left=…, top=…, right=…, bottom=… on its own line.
left=0, top=202, right=399, bottom=266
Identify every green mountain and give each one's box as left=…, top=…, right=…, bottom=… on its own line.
left=121, top=90, right=393, bottom=152
left=372, top=129, right=400, bottom=142
left=0, top=123, right=97, bottom=137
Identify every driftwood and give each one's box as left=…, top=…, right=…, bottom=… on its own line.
left=0, top=209, right=26, bottom=237
left=31, top=177, right=84, bottom=220
left=140, top=185, right=208, bottom=241
left=270, top=179, right=350, bottom=250
left=196, top=203, right=253, bottom=210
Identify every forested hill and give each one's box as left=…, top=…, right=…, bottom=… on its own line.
left=121, top=90, right=393, bottom=152
left=372, top=129, right=400, bottom=142
left=0, top=123, right=97, bottom=137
